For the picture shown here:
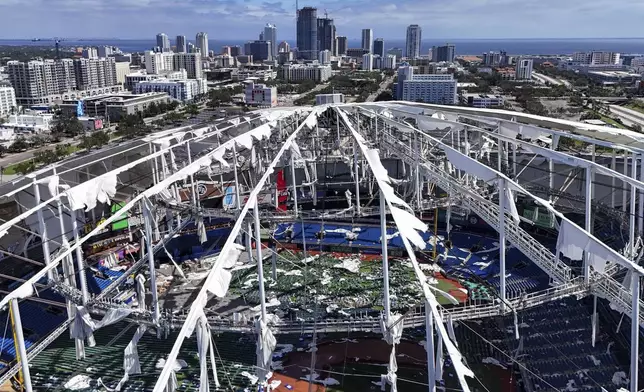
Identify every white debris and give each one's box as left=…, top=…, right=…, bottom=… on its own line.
left=563, top=379, right=578, bottom=391
left=588, top=355, right=601, bottom=366
left=320, top=378, right=340, bottom=386
left=64, top=375, right=92, bottom=390
left=251, top=298, right=281, bottom=311
left=301, top=255, right=320, bottom=264
left=320, top=270, right=333, bottom=285
left=326, top=304, right=339, bottom=313
left=285, top=270, right=303, bottom=276
left=333, top=258, right=361, bottom=273
left=269, top=379, right=282, bottom=389
left=241, top=371, right=259, bottom=385
left=273, top=344, right=294, bottom=358
left=612, top=371, right=628, bottom=386
left=482, top=357, right=506, bottom=369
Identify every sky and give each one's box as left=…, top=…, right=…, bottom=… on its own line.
left=0, top=0, right=643, bottom=40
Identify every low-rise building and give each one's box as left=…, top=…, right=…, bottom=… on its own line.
left=133, top=78, right=207, bottom=102
left=315, top=93, right=344, bottom=105
left=59, top=92, right=171, bottom=122
left=0, top=86, right=16, bottom=117
left=244, top=79, right=276, bottom=107
left=2, top=112, right=55, bottom=133
left=459, top=93, right=504, bottom=108
left=586, top=71, right=641, bottom=86
left=280, top=64, right=332, bottom=82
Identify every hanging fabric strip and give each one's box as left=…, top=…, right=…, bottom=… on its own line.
left=435, top=333, right=444, bottom=381
left=447, top=315, right=457, bottom=347
left=114, top=325, right=148, bottom=391
left=135, top=274, right=146, bottom=310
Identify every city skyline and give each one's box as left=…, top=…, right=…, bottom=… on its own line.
left=0, top=1, right=643, bottom=39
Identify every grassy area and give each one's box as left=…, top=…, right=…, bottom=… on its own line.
left=1, top=144, right=80, bottom=175
left=599, top=114, right=628, bottom=129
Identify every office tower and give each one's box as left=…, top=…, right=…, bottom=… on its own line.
left=297, top=7, right=318, bottom=60
left=244, top=41, right=272, bottom=61
left=74, top=57, right=118, bottom=90
left=196, top=32, right=209, bottom=57
left=176, top=35, right=187, bottom=53
left=221, top=46, right=231, bottom=56
left=361, top=29, right=373, bottom=52
left=482, top=51, right=502, bottom=66
left=230, top=46, right=242, bottom=57
left=278, top=41, right=290, bottom=53
left=318, top=50, right=331, bottom=65
left=336, top=36, right=348, bottom=56
left=431, top=43, right=455, bottom=62
left=97, top=46, right=113, bottom=58
left=405, top=25, right=422, bottom=59
left=259, top=31, right=265, bottom=41
left=156, top=33, right=170, bottom=52
left=173, top=52, right=203, bottom=79
left=362, top=53, right=373, bottom=71
left=317, top=18, right=336, bottom=56
left=263, top=23, right=278, bottom=58
left=373, top=38, right=385, bottom=58
left=515, top=58, right=534, bottom=80
left=383, top=54, right=397, bottom=69
left=82, top=47, right=98, bottom=59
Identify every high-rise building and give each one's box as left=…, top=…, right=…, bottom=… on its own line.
left=7, top=59, right=77, bottom=104
left=388, top=47, right=403, bottom=59
left=173, top=52, right=203, bottom=79
left=0, top=86, right=16, bottom=117
left=97, top=46, right=114, bottom=58
left=317, top=18, right=336, bottom=56
left=278, top=41, right=290, bottom=53
left=82, top=47, right=98, bottom=59
left=373, top=38, right=385, bottom=58
left=361, top=29, right=373, bottom=52
left=263, top=24, right=278, bottom=58
left=362, top=53, right=373, bottom=71
left=144, top=51, right=174, bottom=74
left=336, top=36, right=348, bottom=56
left=383, top=54, right=397, bottom=70
left=515, top=58, right=534, bottom=80
left=432, top=44, right=455, bottom=62
left=318, top=50, right=331, bottom=65
left=176, top=36, right=187, bottom=53
left=405, top=25, right=422, bottom=59
left=74, top=57, right=118, bottom=90
left=396, top=64, right=456, bottom=104
left=156, top=33, right=170, bottom=52
left=244, top=41, right=272, bottom=61
left=196, top=32, right=209, bottom=57
left=230, top=46, right=242, bottom=57
left=297, top=7, right=318, bottom=60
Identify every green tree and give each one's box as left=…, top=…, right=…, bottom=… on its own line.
left=146, top=102, right=159, bottom=117
left=0, top=145, right=5, bottom=158
left=91, top=131, right=110, bottom=148
left=33, top=149, right=58, bottom=165
left=14, top=160, right=36, bottom=175
left=117, top=114, right=149, bottom=139
left=55, top=144, right=71, bottom=158
left=184, top=104, right=200, bottom=115
left=51, top=113, right=85, bottom=136
left=8, top=137, right=28, bottom=153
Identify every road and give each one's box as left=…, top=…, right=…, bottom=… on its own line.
left=0, top=138, right=79, bottom=168
left=366, top=75, right=395, bottom=102
left=278, top=82, right=331, bottom=106
left=608, top=105, right=644, bottom=129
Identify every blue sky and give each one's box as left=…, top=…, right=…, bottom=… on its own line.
left=0, top=0, right=642, bottom=39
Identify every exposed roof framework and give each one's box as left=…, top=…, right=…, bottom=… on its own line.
left=0, top=103, right=641, bottom=392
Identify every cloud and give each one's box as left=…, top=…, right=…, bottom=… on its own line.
left=0, top=0, right=641, bottom=39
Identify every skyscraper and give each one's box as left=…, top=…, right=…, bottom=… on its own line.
left=317, top=18, right=336, bottom=56
left=374, top=38, right=385, bottom=58
left=297, top=7, right=318, bottom=60
left=176, top=35, right=187, bottom=53
left=336, top=36, right=348, bottom=56
left=264, top=24, right=278, bottom=58
left=405, top=25, right=422, bottom=59
left=431, top=44, right=455, bottom=62
left=196, top=32, right=209, bottom=57
left=361, top=29, right=373, bottom=52
left=156, top=33, right=170, bottom=52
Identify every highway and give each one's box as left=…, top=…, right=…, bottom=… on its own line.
left=608, top=105, right=644, bottom=128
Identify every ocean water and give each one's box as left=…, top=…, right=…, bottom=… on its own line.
left=1, top=38, right=643, bottom=56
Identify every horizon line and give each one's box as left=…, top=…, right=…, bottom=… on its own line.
left=3, top=36, right=644, bottom=41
